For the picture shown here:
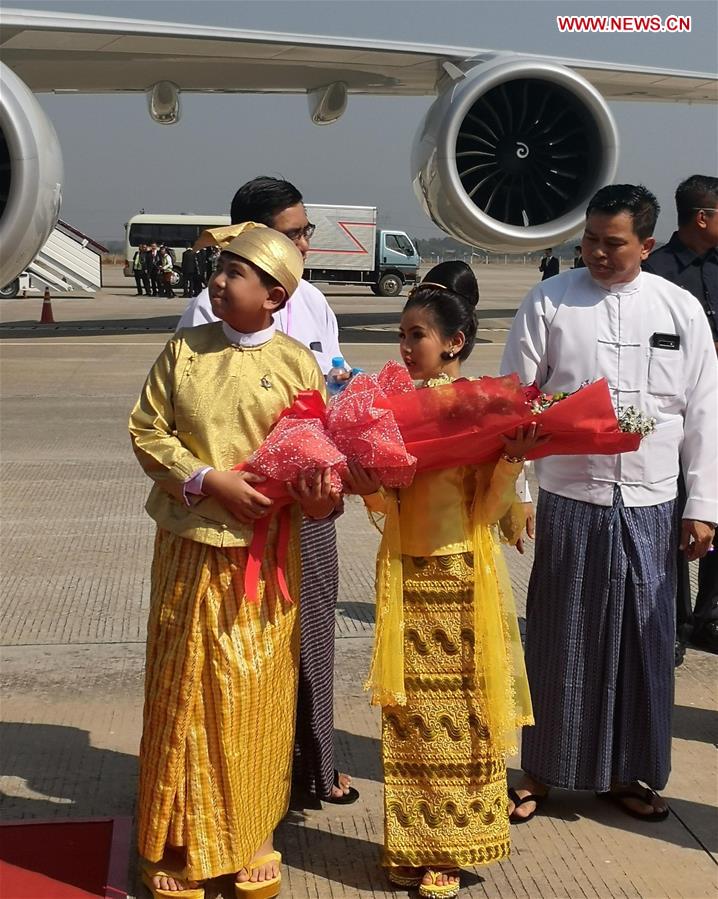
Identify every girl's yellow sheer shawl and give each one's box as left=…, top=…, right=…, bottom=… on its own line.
left=365, top=464, right=533, bottom=756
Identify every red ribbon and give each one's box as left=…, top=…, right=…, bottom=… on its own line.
left=230, top=390, right=333, bottom=606
left=228, top=465, right=295, bottom=606
left=241, top=502, right=293, bottom=606
left=276, top=388, right=327, bottom=426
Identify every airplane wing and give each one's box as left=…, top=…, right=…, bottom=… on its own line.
left=1, top=6, right=715, bottom=287
left=1, top=7, right=716, bottom=102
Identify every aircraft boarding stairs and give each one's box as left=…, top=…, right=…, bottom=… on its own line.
left=18, top=220, right=106, bottom=295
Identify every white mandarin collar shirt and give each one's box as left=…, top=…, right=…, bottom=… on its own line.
left=176, top=279, right=343, bottom=375
left=221, top=320, right=275, bottom=347
left=501, top=267, right=718, bottom=522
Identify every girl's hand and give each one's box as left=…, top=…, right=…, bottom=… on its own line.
left=288, top=467, right=342, bottom=520
left=514, top=502, right=535, bottom=555
left=501, top=422, right=550, bottom=461
left=342, top=461, right=382, bottom=496
left=203, top=469, right=273, bottom=524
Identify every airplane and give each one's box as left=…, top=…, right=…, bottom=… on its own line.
left=0, top=6, right=716, bottom=288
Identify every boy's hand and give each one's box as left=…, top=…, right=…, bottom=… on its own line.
left=203, top=469, right=273, bottom=524
left=342, top=461, right=382, bottom=496
left=501, top=422, right=550, bottom=460
left=288, top=468, right=341, bottom=520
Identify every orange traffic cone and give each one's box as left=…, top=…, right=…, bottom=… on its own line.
left=40, top=286, right=55, bottom=324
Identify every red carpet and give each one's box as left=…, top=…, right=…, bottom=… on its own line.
left=0, top=817, right=130, bottom=898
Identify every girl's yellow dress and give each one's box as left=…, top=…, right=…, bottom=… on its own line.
left=129, top=322, right=324, bottom=882
left=365, top=399, right=533, bottom=869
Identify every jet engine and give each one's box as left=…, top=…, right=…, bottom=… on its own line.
left=413, top=58, right=619, bottom=251
left=0, top=62, right=63, bottom=289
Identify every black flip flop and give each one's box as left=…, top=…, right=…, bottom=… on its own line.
left=596, top=786, right=669, bottom=822
left=321, top=769, right=360, bottom=805
left=508, top=786, right=546, bottom=824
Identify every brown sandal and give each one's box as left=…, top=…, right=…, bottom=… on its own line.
left=596, top=786, right=669, bottom=822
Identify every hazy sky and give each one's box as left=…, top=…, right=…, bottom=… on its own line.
left=8, top=0, right=718, bottom=243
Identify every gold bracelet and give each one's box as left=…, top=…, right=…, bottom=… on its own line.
left=501, top=452, right=525, bottom=464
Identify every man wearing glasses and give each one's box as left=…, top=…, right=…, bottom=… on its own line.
left=644, top=174, right=718, bottom=661
left=176, top=176, right=357, bottom=807
left=177, top=176, right=342, bottom=374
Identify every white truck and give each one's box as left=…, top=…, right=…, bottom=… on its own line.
left=304, top=204, right=420, bottom=296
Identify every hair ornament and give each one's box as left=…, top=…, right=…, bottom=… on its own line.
left=408, top=280, right=447, bottom=298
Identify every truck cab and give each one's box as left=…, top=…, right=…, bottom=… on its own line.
left=374, top=230, right=421, bottom=296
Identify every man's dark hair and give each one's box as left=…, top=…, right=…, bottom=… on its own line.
left=675, top=174, right=718, bottom=226
left=586, top=184, right=660, bottom=240
left=230, top=176, right=303, bottom=226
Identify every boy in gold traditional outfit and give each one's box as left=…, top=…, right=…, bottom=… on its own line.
left=129, top=224, right=339, bottom=899
left=345, top=262, right=544, bottom=898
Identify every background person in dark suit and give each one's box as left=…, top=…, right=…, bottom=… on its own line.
left=643, top=174, right=718, bottom=661
left=147, top=242, right=161, bottom=297
left=181, top=244, right=200, bottom=298
left=539, top=248, right=560, bottom=280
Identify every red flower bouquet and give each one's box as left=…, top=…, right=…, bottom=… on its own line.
left=234, top=363, right=644, bottom=603
left=375, top=373, right=640, bottom=474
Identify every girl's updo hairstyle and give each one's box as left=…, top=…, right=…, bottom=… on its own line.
left=402, top=261, right=479, bottom=362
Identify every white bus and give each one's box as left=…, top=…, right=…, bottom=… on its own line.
left=123, top=213, right=230, bottom=287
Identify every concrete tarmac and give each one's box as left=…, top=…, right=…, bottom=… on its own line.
left=1, top=266, right=716, bottom=898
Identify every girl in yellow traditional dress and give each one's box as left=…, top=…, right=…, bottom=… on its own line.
left=129, top=225, right=339, bottom=899
left=344, top=261, right=544, bottom=898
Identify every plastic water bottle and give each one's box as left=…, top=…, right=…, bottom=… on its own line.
left=326, top=356, right=351, bottom=396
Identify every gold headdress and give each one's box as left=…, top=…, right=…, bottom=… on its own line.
left=193, top=221, right=259, bottom=250
left=224, top=227, right=304, bottom=298
left=194, top=222, right=304, bottom=297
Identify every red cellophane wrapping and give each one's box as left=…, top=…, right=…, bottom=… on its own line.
left=238, top=363, right=639, bottom=491
left=375, top=371, right=639, bottom=473
left=243, top=415, right=346, bottom=494
left=235, top=409, right=347, bottom=605
left=325, top=361, right=418, bottom=487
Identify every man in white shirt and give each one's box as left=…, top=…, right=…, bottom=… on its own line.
left=176, top=187, right=341, bottom=375
left=501, top=184, right=717, bottom=824
left=177, top=176, right=357, bottom=807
